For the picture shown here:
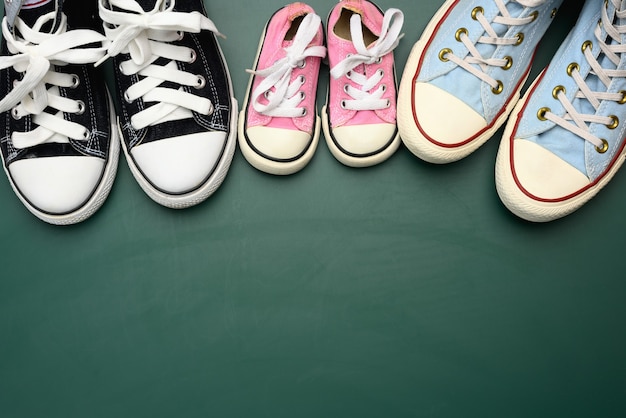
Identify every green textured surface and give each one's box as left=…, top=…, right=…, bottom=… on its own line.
left=1, top=1, right=625, bottom=417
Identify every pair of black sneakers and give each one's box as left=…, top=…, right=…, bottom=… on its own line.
left=0, top=0, right=237, bottom=225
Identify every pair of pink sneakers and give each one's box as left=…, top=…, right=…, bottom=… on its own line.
left=238, top=1, right=404, bottom=175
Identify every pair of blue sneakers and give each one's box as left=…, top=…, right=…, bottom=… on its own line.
left=398, top=0, right=626, bottom=222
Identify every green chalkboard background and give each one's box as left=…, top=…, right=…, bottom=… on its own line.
left=1, top=0, right=624, bottom=417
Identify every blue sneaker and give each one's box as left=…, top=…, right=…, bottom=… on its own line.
left=496, top=0, right=626, bottom=222
left=398, top=0, right=562, bottom=163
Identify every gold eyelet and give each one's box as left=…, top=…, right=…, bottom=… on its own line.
left=552, top=85, right=566, bottom=99
left=501, top=56, right=513, bottom=70
left=567, top=62, right=580, bottom=76
left=596, top=139, right=609, bottom=154
left=537, top=107, right=550, bottom=121
left=551, top=8, right=557, bottom=19
left=607, top=115, right=619, bottom=130
left=439, top=48, right=452, bottom=62
left=514, top=33, right=524, bottom=46
left=492, top=80, right=503, bottom=95
left=471, top=7, right=484, bottom=20
left=582, top=40, right=593, bottom=52
left=455, top=28, right=468, bottom=42
left=619, top=91, right=626, bottom=105
left=529, top=11, right=539, bottom=22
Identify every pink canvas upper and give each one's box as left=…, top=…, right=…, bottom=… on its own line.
left=326, top=0, right=399, bottom=128
left=246, top=3, right=324, bottom=133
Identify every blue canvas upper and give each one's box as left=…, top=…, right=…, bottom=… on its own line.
left=417, top=0, right=563, bottom=124
left=514, top=0, right=626, bottom=180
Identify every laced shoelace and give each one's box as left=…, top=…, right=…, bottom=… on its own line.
left=247, top=13, right=326, bottom=118
left=540, top=0, right=626, bottom=154
left=329, top=8, right=403, bottom=112
left=98, top=0, right=221, bottom=130
left=442, top=0, right=546, bottom=94
left=0, top=12, right=108, bottom=149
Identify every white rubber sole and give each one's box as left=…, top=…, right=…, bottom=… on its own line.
left=122, top=96, right=238, bottom=209
left=396, top=0, right=529, bottom=164
left=1, top=91, right=120, bottom=225
left=495, top=78, right=626, bottom=222
left=321, top=104, right=401, bottom=168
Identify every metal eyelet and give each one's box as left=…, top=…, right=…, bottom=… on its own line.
left=11, top=108, right=21, bottom=120
left=618, top=91, right=626, bottom=105
left=82, top=129, right=91, bottom=140
left=381, top=84, right=387, bottom=92
left=299, top=91, right=306, bottom=100
left=582, top=40, right=593, bottom=52
left=537, top=107, right=550, bottom=121
left=346, top=71, right=352, bottom=80
left=76, top=100, right=85, bottom=115
left=299, top=75, right=306, bottom=84
left=552, top=85, right=565, bottom=99
left=264, top=90, right=271, bottom=99
left=301, top=107, right=307, bottom=116
left=343, top=84, right=350, bottom=93
left=567, top=62, right=580, bottom=76
left=514, top=33, right=524, bottom=46
left=492, top=80, right=503, bottom=95
left=189, top=49, right=197, bottom=64
left=374, top=57, right=382, bottom=64
left=529, top=11, right=539, bottom=22
left=124, top=90, right=133, bottom=103
left=596, top=139, right=609, bottom=154
left=501, top=56, right=513, bottom=70
left=471, top=7, right=483, bottom=20
left=70, top=74, right=80, bottom=88
left=439, top=48, right=452, bottom=62
left=377, top=69, right=384, bottom=77
left=195, top=75, right=206, bottom=89
left=551, top=8, right=558, bottom=18
left=297, top=59, right=306, bottom=69
left=607, top=115, right=619, bottom=130
left=385, top=99, right=391, bottom=108
left=176, top=31, right=184, bottom=41
left=340, top=100, right=347, bottom=109
left=455, top=28, right=468, bottom=42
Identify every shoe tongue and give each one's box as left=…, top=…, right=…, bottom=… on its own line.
left=17, top=0, right=60, bottom=32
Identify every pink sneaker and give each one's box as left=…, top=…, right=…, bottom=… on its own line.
left=322, top=0, right=404, bottom=167
left=238, top=3, right=326, bottom=175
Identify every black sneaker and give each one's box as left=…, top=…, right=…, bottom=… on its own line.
left=99, top=0, right=237, bottom=208
left=0, top=0, right=119, bottom=225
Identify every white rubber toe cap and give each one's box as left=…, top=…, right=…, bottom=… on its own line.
left=413, top=82, right=487, bottom=145
left=513, top=139, right=591, bottom=199
left=246, top=126, right=312, bottom=160
left=131, top=132, right=226, bottom=194
left=332, top=123, right=396, bottom=156
left=9, top=156, right=105, bottom=214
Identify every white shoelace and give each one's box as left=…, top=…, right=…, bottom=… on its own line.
left=330, top=8, right=403, bottom=112
left=444, top=0, right=546, bottom=92
left=0, top=12, right=108, bottom=149
left=247, top=13, right=326, bottom=118
left=543, top=0, right=626, bottom=153
left=98, top=0, right=221, bottom=130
